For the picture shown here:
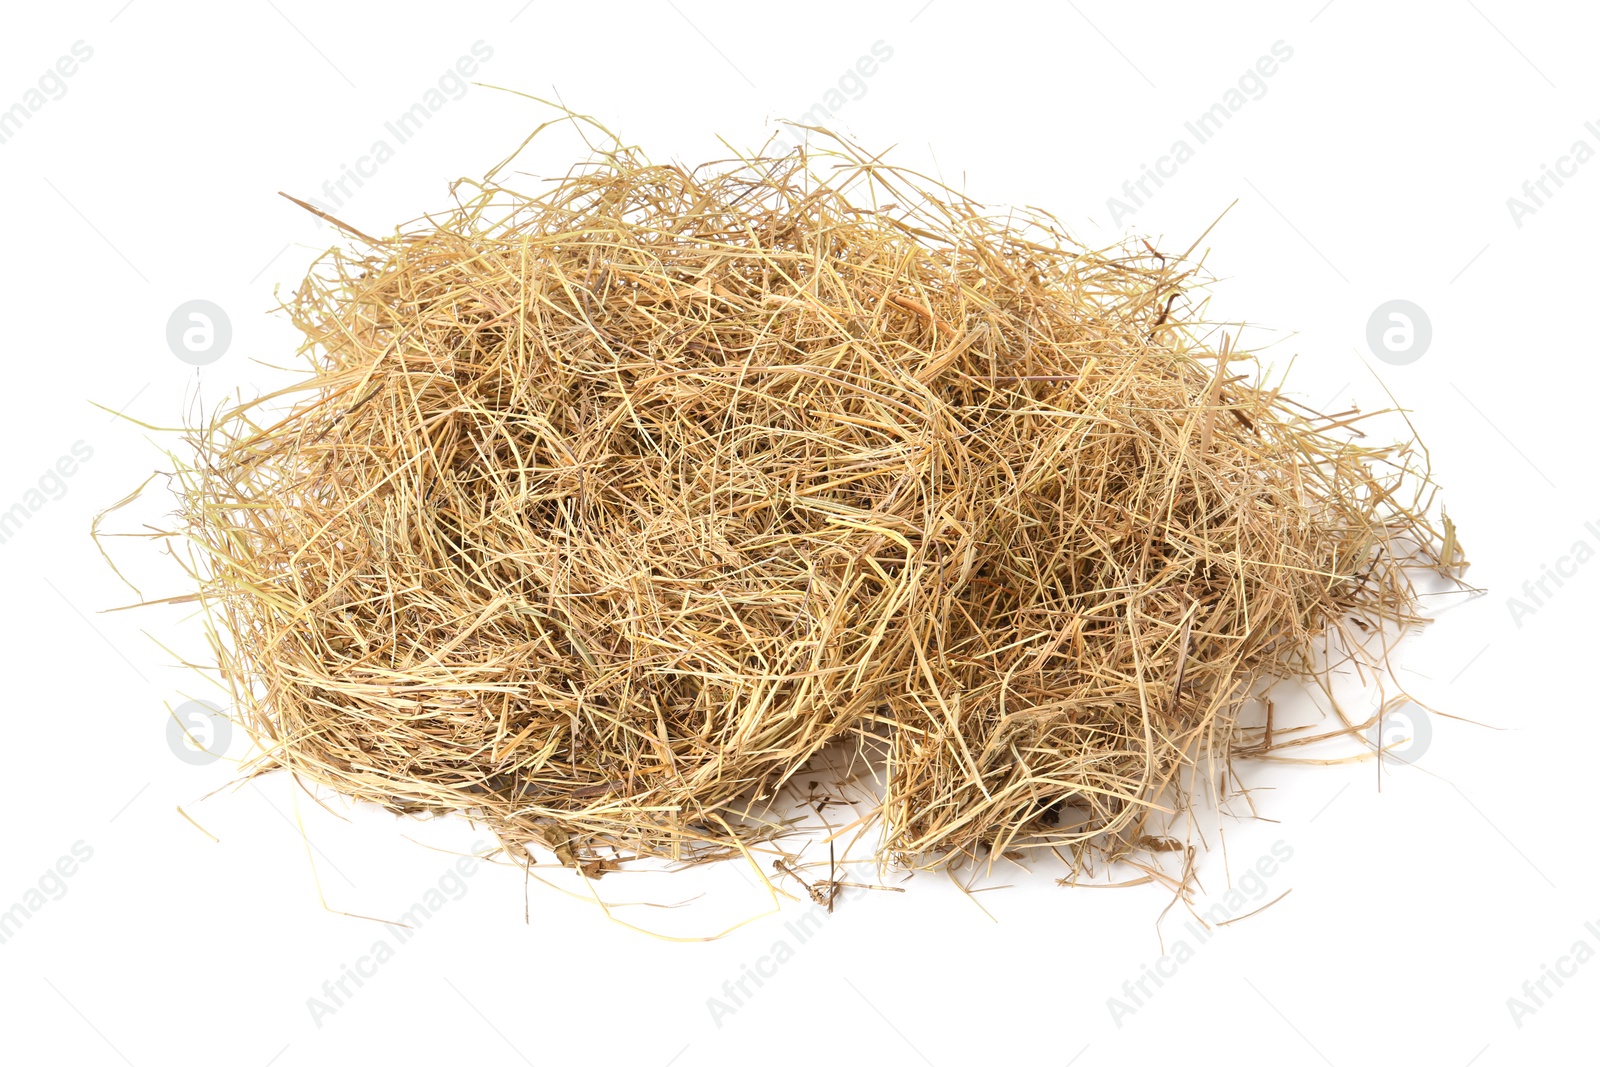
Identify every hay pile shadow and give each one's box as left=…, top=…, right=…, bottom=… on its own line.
left=133, top=113, right=1463, bottom=894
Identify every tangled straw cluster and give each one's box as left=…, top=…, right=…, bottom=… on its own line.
left=156, top=117, right=1457, bottom=892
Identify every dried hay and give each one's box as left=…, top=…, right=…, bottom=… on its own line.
left=107, top=110, right=1464, bottom=908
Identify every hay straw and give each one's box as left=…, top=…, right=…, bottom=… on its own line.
left=112, top=108, right=1463, bottom=897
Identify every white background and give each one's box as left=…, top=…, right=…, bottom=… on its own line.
left=1, top=2, right=1595, bottom=1064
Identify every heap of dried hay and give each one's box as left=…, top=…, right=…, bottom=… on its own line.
left=129, top=113, right=1461, bottom=896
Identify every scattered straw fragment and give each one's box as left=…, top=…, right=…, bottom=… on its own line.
left=107, top=110, right=1465, bottom=905
left=177, top=806, right=219, bottom=843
